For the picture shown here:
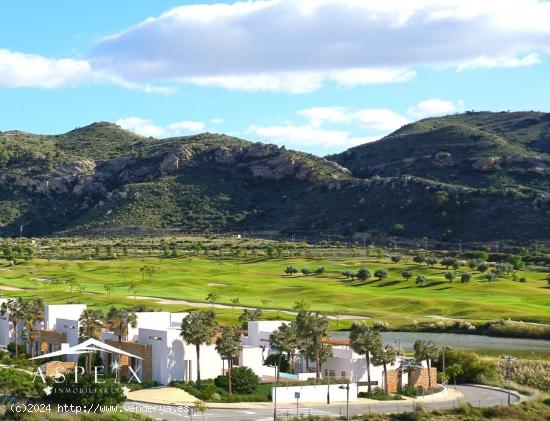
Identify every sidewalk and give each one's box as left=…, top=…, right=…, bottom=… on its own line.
left=127, top=386, right=463, bottom=409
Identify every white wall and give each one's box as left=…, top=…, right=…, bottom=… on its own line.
left=244, top=321, right=286, bottom=347
left=239, top=345, right=264, bottom=377
left=129, top=312, right=172, bottom=341
left=45, top=304, right=86, bottom=330
left=273, top=383, right=358, bottom=403
left=55, top=318, right=80, bottom=362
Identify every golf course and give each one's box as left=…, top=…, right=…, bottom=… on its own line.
left=1, top=250, right=548, bottom=329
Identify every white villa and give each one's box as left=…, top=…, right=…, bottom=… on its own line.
left=0, top=302, right=435, bottom=392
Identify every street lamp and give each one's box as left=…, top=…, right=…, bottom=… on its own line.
left=338, top=381, right=350, bottom=421
left=267, top=363, right=279, bottom=420
left=501, top=355, right=517, bottom=405
left=394, top=339, right=402, bottom=355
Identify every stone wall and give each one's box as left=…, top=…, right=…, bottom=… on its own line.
left=408, top=367, right=437, bottom=390
left=386, top=369, right=399, bottom=394
left=43, top=361, right=76, bottom=378
left=105, top=339, right=153, bottom=382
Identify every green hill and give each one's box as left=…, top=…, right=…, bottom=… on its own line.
left=0, top=112, right=549, bottom=242
left=330, top=111, right=550, bottom=192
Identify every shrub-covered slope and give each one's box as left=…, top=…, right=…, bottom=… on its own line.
left=0, top=114, right=548, bottom=241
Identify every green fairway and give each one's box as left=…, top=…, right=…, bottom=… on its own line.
left=0, top=255, right=548, bottom=326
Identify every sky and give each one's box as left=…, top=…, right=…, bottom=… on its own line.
left=1, top=0, right=550, bottom=155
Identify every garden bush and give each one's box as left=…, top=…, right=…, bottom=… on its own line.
left=227, top=366, right=259, bottom=394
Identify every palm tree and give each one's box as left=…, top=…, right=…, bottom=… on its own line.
left=372, top=345, right=397, bottom=395
left=215, top=326, right=242, bottom=395
left=300, top=312, right=331, bottom=382
left=269, top=322, right=299, bottom=373
left=349, top=322, right=382, bottom=393
left=230, top=298, right=240, bottom=312
left=22, top=298, right=44, bottom=358
left=128, top=280, right=142, bottom=300
left=413, top=340, right=439, bottom=389
left=103, top=284, right=113, bottom=298
left=106, top=307, right=137, bottom=381
left=79, top=309, right=105, bottom=373
left=0, top=297, right=25, bottom=357
left=180, top=311, right=217, bottom=387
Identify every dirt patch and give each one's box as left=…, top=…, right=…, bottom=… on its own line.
left=0, top=285, right=24, bottom=291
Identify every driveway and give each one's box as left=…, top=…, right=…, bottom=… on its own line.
left=123, top=384, right=520, bottom=420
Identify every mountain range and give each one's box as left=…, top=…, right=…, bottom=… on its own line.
left=0, top=111, right=548, bottom=242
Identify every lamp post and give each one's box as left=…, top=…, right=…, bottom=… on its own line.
left=268, top=362, right=280, bottom=420
left=394, top=339, right=402, bottom=355
left=501, top=355, right=516, bottom=405
left=338, top=381, right=350, bottom=421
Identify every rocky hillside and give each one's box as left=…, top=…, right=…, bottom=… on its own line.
left=330, top=111, right=550, bottom=193
left=0, top=113, right=548, bottom=242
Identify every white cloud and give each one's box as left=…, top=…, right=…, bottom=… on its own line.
left=298, top=107, right=409, bottom=132
left=90, top=0, right=550, bottom=92
left=167, top=120, right=205, bottom=134
left=457, top=53, right=541, bottom=71
left=248, top=124, right=378, bottom=150
left=0, top=49, right=92, bottom=89
left=0, top=48, right=173, bottom=93
left=329, top=68, right=417, bottom=87
left=210, top=118, right=224, bottom=124
left=407, top=98, right=464, bottom=118
left=116, top=117, right=207, bottom=138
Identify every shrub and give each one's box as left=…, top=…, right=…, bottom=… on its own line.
left=46, top=374, right=126, bottom=407
left=229, top=366, right=259, bottom=394
left=398, top=385, right=418, bottom=397
left=436, top=349, right=498, bottom=384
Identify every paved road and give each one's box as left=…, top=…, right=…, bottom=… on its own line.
left=123, top=385, right=519, bottom=420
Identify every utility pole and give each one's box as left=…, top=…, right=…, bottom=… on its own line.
left=501, top=355, right=516, bottom=405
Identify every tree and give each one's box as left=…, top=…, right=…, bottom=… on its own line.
left=413, top=340, right=439, bottom=389
left=460, top=273, right=472, bottom=284
left=0, top=298, right=25, bottom=357
left=206, top=291, right=220, bottom=307
left=506, top=255, right=524, bottom=270
left=390, top=256, right=401, bottom=264
left=477, top=263, right=490, bottom=273
left=238, top=308, right=262, bottom=328
left=372, top=345, right=397, bottom=395
left=445, top=363, right=463, bottom=389
left=357, top=268, right=371, bottom=281
left=440, top=257, right=456, bottom=269
left=413, top=255, right=425, bottom=265
left=103, top=284, right=113, bottom=298
left=180, top=311, right=217, bottom=387
left=230, top=298, right=240, bottom=312
left=128, top=280, right=142, bottom=300
left=269, top=322, right=299, bottom=374
left=415, top=274, right=427, bottom=287
left=65, top=277, right=78, bottom=293
left=301, top=268, right=311, bottom=276
left=349, top=322, right=382, bottom=393
left=486, top=272, right=497, bottom=282
left=106, top=307, right=137, bottom=382
left=315, top=267, right=326, bottom=275
left=140, top=265, right=156, bottom=283
left=215, top=326, right=242, bottom=395
left=401, top=270, right=413, bottom=281
left=425, top=257, right=437, bottom=267
left=79, top=309, right=105, bottom=372
left=374, top=269, right=388, bottom=281
left=22, top=298, right=44, bottom=358
left=284, top=266, right=298, bottom=276
left=444, top=271, right=456, bottom=283
left=299, top=312, right=331, bottom=382
left=472, top=251, right=489, bottom=262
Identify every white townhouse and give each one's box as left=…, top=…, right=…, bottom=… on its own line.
left=0, top=297, right=24, bottom=348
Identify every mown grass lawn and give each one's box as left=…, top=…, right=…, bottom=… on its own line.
left=0, top=256, right=548, bottom=325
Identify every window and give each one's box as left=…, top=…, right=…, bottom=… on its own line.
left=63, top=324, right=75, bottom=329
left=148, top=336, right=162, bottom=341
left=329, top=370, right=335, bottom=377
left=341, top=371, right=347, bottom=378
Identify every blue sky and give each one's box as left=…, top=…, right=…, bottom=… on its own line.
left=1, top=0, right=549, bottom=155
